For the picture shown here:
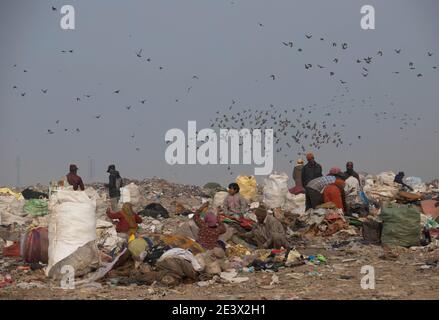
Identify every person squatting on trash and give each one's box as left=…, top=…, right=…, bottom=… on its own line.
left=66, top=164, right=85, bottom=191
left=107, top=203, right=142, bottom=238
left=240, top=206, right=290, bottom=250
left=106, top=164, right=123, bottom=211
left=222, top=182, right=248, bottom=218
left=193, top=209, right=226, bottom=250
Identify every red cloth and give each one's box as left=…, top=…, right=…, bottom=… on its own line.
left=66, top=172, right=85, bottom=191
left=323, top=184, right=345, bottom=211
left=289, top=186, right=305, bottom=195
left=106, top=209, right=142, bottom=233
left=219, top=214, right=255, bottom=230
left=194, top=214, right=226, bottom=250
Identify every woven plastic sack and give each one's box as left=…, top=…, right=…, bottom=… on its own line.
left=381, top=203, right=420, bottom=247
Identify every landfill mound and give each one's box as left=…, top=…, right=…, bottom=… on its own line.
left=1, top=172, right=439, bottom=300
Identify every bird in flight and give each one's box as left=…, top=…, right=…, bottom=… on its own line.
left=13, top=85, right=17, bottom=89
left=341, top=43, right=348, bottom=50
left=282, top=42, right=293, bottom=48
left=136, top=49, right=143, bottom=58
left=76, top=97, right=81, bottom=102
left=94, top=115, right=102, bottom=119
left=21, top=92, right=26, bottom=97
left=146, top=58, right=151, bottom=62
left=377, top=51, right=383, bottom=56
left=395, top=49, right=401, bottom=54
left=76, top=128, right=80, bottom=133
left=192, top=75, right=199, bottom=80
left=340, top=80, right=347, bottom=84
left=84, top=94, right=91, bottom=98
left=41, top=89, right=48, bottom=94
left=159, top=66, right=164, bottom=70
left=126, top=105, right=132, bottom=110
left=417, top=73, right=423, bottom=77
left=136, top=148, right=140, bottom=152
left=258, top=22, right=264, bottom=27
left=305, top=34, right=312, bottom=39
left=140, top=99, right=147, bottom=104
left=51, top=6, right=57, bottom=11
left=428, top=52, right=433, bottom=57
left=330, top=72, right=335, bottom=76
left=333, top=58, right=339, bottom=63
left=270, top=75, right=276, bottom=80
left=114, top=90, right=120, bottom=94
left=56, top=120, right=60, bottom=124
left=47, top=129, right=54, bottom=134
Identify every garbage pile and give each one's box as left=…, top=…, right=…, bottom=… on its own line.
left=1, top=170, right=439, bottom=292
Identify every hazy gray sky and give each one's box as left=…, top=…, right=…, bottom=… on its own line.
left=1, top=0, right=439, bottom=187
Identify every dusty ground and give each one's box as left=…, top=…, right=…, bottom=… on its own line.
left=2, top=238, right=439, bottom=300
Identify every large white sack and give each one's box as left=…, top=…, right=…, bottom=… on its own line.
left=47, top=190, right=96, bottom=274
left=213, top=191, right=229, bottom=209
left=283, top=193, right=306, bottom=214
left=0, top=195, right=27, bottom=217
left=404, top=176, right=427, bottom=193
left=377, top=171, right=396, bottom=186
left=119, top=183, right=141, bottom=207
left=263, top=172, right=289, bottom=209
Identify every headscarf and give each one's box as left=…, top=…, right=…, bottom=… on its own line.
left=204, top=212, right=218, bottom=227
left=296, top=159, right=304, bottom=165
left=329, top=167, right=342, bottom=175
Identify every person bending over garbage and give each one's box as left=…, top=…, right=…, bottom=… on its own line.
left=240, top=206, right=290, bottom=250
left=323, top=169, right=347, bottom=212
left=107, top=203, right=142, bottom=238
left=193, top=209, right=226, bottom=250
left=394, top=171, right=414, bottom=192
left=304, top=174, right=337, bottom=210
left=222, top=183, right=248, bottom=218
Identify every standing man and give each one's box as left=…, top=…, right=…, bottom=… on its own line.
left=66, top=164, right=85, bottom=191
left=301, top=153, right=323, bottom=210
left=107, top=164, right=123, bottom=211
left=345, top=161, right=361, bottom=185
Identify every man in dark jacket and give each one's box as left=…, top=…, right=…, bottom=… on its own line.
left=301, top=153, right=323, bottom=211
left=66, top=164, right=85, bottom=191
left=345, top=161, right=361, bottom=185
left=107, top=164, right=122, bottom=211
left=394, top=171, right=414, bottom=192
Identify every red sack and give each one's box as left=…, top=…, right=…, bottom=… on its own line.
left=3, top=242, right=20, bottom=257
left=22, top=227, right=48, bottom=264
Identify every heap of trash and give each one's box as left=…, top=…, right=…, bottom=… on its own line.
left=1, top=170, right=439, bottom=291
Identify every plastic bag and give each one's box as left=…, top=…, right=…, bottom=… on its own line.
left=236, top=175, right=257, bottom=201
left=263, top=172, right=289, bottom=209
left=381, top=203, right=420, bottom=247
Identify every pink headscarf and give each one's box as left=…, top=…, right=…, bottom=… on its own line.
left=204, top=212, right=218, bottom=227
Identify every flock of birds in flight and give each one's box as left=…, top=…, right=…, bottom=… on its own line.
left=8, top=6, right=438, bottom=163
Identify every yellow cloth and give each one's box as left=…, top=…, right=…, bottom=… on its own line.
left=0, top=188, right=23, bottom=200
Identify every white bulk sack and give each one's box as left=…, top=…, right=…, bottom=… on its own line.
left=119, top=183, right=141, bottom=207
left=213, top=191, right=229, bottom=209
left=283, top=193, right=306, bottom=215
left=377, top=171, right=396, bottom=186
left=263, top=172, right=289, bottom=209
left=47, top=190, right=96, bottom=274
